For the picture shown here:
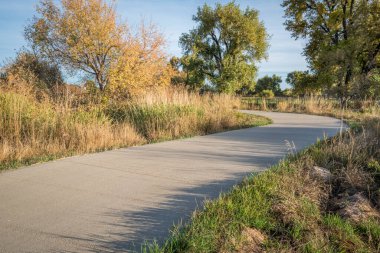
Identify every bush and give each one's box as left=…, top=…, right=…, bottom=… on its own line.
left=259, top=89, right=274, bottom=98
left=3, top=51, right=63, bottom=90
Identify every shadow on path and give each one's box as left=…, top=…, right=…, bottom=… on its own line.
left=88, top=172, right=255, bottom=252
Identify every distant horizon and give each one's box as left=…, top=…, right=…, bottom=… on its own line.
left=0, top=0, right=308, bottom=89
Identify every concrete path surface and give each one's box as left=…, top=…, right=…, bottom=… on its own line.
left=0, top=111, right=343, bottom=253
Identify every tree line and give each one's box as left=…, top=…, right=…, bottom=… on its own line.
left=0, top=0, right=378, bottom=102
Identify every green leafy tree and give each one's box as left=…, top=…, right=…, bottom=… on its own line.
left=286, top=71, right=319, bottom=96
left=170, top=56, right=206, bottom=90
left=236, top=82, right=255, bottom=96
left=282, top=88, right=293, bottom=97
left=259, top=89, right=275, bottom=98
left=179, top=2, right=269, bottom=93
left=283, top=0, right=380, bottom=101
left=255, top=75, right=282, bottom=96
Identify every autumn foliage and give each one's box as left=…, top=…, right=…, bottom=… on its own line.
left=25, top=0, right=173, bottom=97
left=108, top=23, right=174, bottom=98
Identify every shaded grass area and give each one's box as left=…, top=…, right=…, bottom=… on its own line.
left=145, top=117, right=380, bottom=253
left=0, top=92, right=270, bottom=171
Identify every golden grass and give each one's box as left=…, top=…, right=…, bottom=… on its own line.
left=0, top=88, right=269, bottom=170
left=0, top=92, right=143, bottom=169
left=242, top=96, right=380, bottom=122
left=106, top=89, right=244, bottom=140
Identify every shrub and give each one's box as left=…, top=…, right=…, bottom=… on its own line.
left=259, top=89, right=274, bottom=98
left=2, top=51, right=63, bottom=91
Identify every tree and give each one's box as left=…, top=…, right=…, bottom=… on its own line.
left=286, top=71, right=319, bottom=96
left=169, top=55, right=206, bottom=90
left=3, top=50, right=63, bottom=90
left=179, top=2, right=268, bottom=93
left=25, top=0, right=125, bottom=91
left=169, top=57, right=185, bottom=86
left=255, top=75, right=282, bottom=96
left=236, top=82, right=255, bottom=96
left=259, top=89, right=275, bottom=98
left=282, top=88, right=294, bottom=97
left=107, top=23, right=173, bottom=97
left=282, top=0, right=380, bottom=101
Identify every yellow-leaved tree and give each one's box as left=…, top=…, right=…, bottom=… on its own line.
left=26, top=0, right=124, bottom=91
left=26, top=0, right=173, bottom=95
left=108, top=23, right=173, bottom=97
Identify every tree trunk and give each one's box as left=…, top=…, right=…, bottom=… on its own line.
left=339, top=66, right=352, bottom=109
left=95, top=73, right=105, bottom=91
left=98, top=83, right=104, bottom=91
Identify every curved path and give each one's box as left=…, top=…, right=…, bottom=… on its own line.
left=0, top=111, right=343, bottom=253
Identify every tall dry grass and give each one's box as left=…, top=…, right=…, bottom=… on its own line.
left=106, top=89, right=242, bottom=140
left=242, top=96, right=380, bottom=121
left=0, top=88, right=267, bottom=170
left=0, top=92, right=143, bottom=169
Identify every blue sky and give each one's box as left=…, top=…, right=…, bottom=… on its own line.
left=0, top=0, right=308, bottom=88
